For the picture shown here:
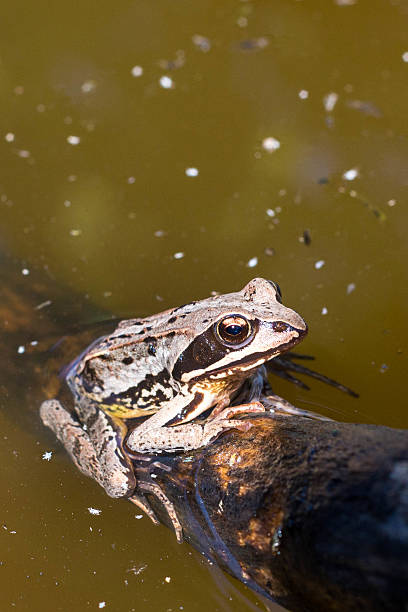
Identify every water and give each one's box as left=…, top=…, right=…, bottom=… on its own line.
left=0, top=1, right=407, bottom=610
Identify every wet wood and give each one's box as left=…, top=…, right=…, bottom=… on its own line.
left=1, top=255, right=407, bottom=611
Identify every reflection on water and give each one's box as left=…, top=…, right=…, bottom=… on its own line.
left=0, top=0, right=407, bottom=610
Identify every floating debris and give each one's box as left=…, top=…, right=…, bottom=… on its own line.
left=185, top=167, right=199, bottom=177
left=314, top=260, right=325, bottom=270
left=17, top=345, right=25, bottom=354
left=159, top=75, right=174, bottom=89
left=321, top=307, right=328, bottom=315
left=18, top=150, right=30, bottom=158
left=266, top=208, right=275, bottom=217
left=342, top=168, right=359, bottom=181
left=21, top=268, right=30, bottom=276
left=323, top=92, right=338, bottom=112
left=346, top=99, right=382, bottom=118
left=88, top=507, right=102, bottom=515
left=298, top=89, right=309, bottom=99
left=81, top=80, right=97, bottom=93
left=164, top=576, right=171, bottom=583
left=98, top=602, right=106, bottom=609
left=67, top=135, right=80, bottom=146
left=35, top=299, right=52, bottom=310
left=346, top=283, right=356, bottom=294
left=42, top=451, right=53, bottom=461
left=130, top=65, right=143, bottom=77
left=5, top=132, right=15, bottom=142
left=264, top=247, right=275, bottom=257
left=335, top=0, right=357, bottom=5
left=173, top=252, right=184, bottom=260
left=387, top=199, right=396, bottom=207
left=302, top=229, right=311, bottom=245
left=247, top=256, right=258, bottom=268
left=262, top=137, right=280, bottom=152
left=69, top=229, right=82, bottom=237
left=192, top=34, right=211, bottom=52
left=239, top=37, right=269, bottom=51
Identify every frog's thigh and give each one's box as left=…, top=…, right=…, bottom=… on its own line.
left=40, top=400, right=135, bottom=498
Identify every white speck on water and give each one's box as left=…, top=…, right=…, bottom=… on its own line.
left=298, top=89, right=309, bottom=99
left=64, top=200, right=71, bottom=207
left=67, top=135, right=80, bottom=146
left=247, top=256, right=258, bottom=268
left=14, top=85, right=24, bottom=95
left=387, top=199, right=396, bottom=207
left=185, top=167, right=199, bottom=177
left=154, top=230, right=166, bottom=237
left=88, top=507, right=102, bottom=515
left=131, top=65, right=143, bottom=77
left=69, top=229, right=82, bottom=237
left=17, top=345, right=25, bottom=354
left=165, top=576, right=171, bottom=583
left=159, top=75, right=174, bottom=89
left=67, top=174, right=77, bottom=182
left=321, top=307, right=328, bottom=315
left=127, top=176, right=136, bottom=184
left=323, top=92, right=338, bottom=112
left=314, top=260, right=325, bottom=270
left=21, top=268, right=30, bottom=276
left=335, top=0, right=357, bottom=5
left=30, top=340, right=38, bottom=346
left=98, top=602, right=106, bottom=609
left=173, top=252, right=184, bottom=260
left=5, top=132, right=15, bottom=142
left=343, top=168, right=359, bottom=181
left=35, top=299, right=52, bottom=310
left=266, top=208, right=275, bottom=217
left=18, top=150, right=30, bottom=158
left=135, top=515, right=143, bottom=520
left=81, top=80, right=96, bottom=93
left=262, top=137, right=281, bottom=152
left=42, top=451, right=53, bottom=461
left=403, top=51, right=408, bottom=63
left=192, top=34, right=211, bottom=52
left=237, top=16, right=248, bottom=27
left=36, top=103, right=46, bottom=112
left=347, top=283, right=356, bottom=294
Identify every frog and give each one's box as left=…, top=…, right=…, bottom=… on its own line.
left=40, top=278, right=307, bottom=541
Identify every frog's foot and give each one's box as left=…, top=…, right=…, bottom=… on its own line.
left=137, top=481, right=183, bottom=543
left=262, top=393, right=333, bottom=422
left=128, top=492, right=160, bottom=525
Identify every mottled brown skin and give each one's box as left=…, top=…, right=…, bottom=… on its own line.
left=1, top=255, right=407, bottom=611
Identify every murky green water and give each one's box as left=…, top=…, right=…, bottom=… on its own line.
left=1, top=1, right=407, bottom=610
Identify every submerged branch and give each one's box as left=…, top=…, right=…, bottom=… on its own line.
left=132, top=409, right=408, bottom=612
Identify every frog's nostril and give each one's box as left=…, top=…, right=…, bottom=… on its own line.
left=272, top=321, right=290, bottom=333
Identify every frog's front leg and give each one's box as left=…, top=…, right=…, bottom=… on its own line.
left=40, top=399, right=136, bottom=498
left=126, top=400, right=266, bottom=455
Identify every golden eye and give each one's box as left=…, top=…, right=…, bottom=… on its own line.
left=216, top=315, right=252, bottom=346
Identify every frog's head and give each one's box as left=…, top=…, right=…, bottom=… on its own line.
left=172, top=277, right=307, bottom=385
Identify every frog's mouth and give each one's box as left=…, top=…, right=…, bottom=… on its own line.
left=192, top=326, right=307, bottom=383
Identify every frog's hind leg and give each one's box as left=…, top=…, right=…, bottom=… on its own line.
left=40, top=399, right=136, bottom=498
left=134, top=481, right=184, bottom=543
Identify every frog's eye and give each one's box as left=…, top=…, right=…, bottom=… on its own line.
left=216, top=315, right=253, bottom=346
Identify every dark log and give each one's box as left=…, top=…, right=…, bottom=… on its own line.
left=1, top=255, right=407, bottom=611
left=132, top=413, right=408, bottom=611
